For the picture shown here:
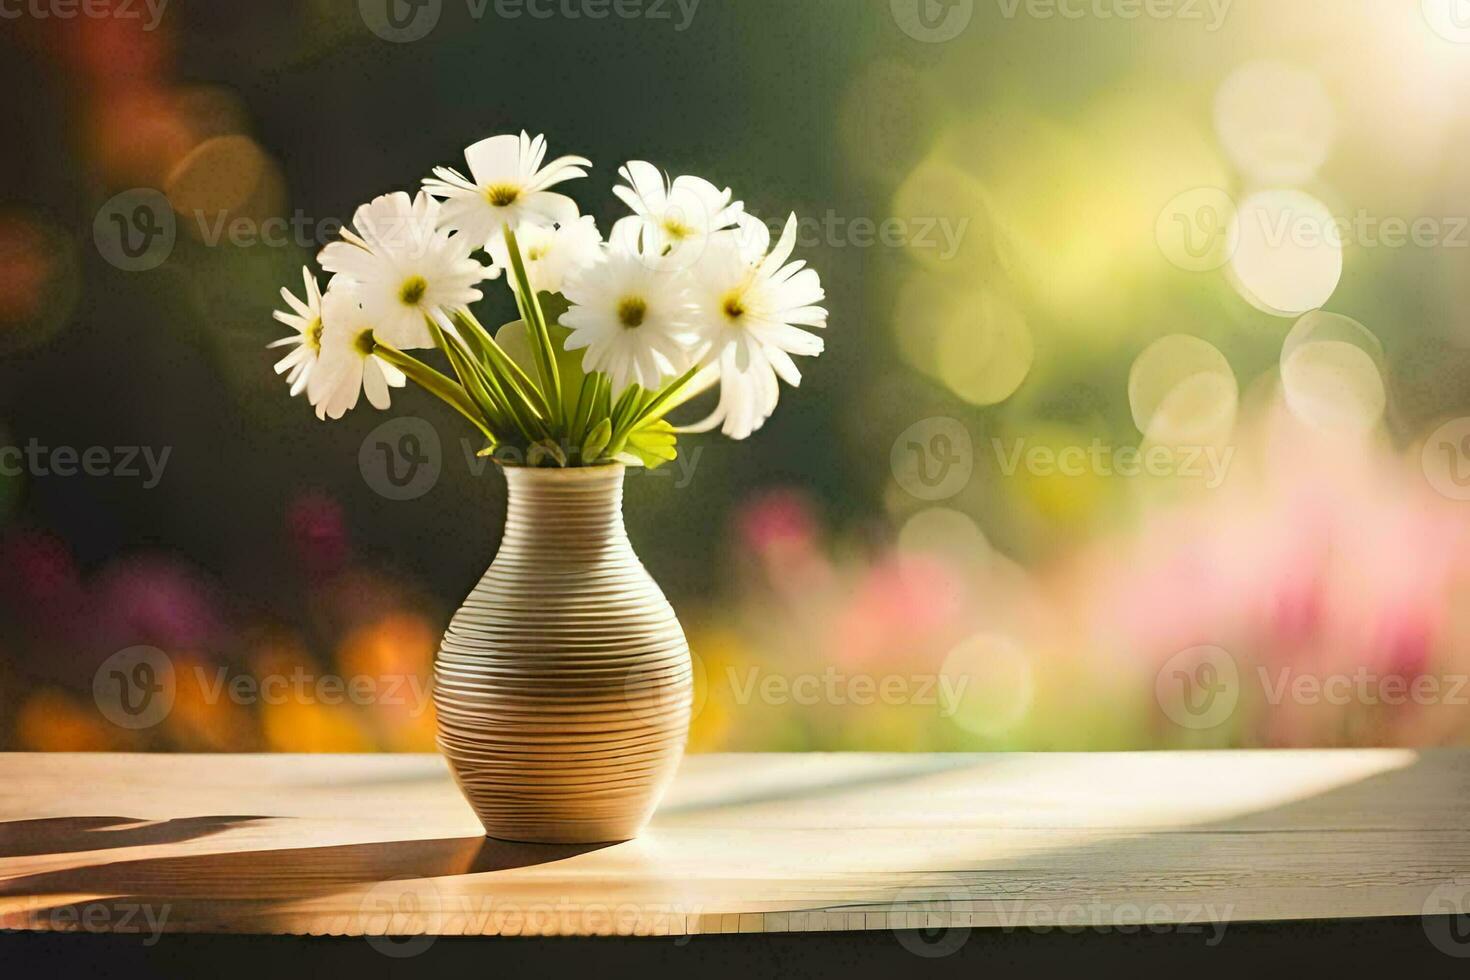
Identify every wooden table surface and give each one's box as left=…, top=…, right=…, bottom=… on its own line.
left=1, top=750, right=1467, bottom=938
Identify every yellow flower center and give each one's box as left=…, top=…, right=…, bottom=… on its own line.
left=399, top=275, right=428, bottom=306
left=617, top=296, right=648, bottom=329
left=354, top=329, right=377, bottom=357
left=722, top=290, right=747, bottom=322
left=306, top=317, right=324, bottom=351
left=485, top=184, right=521, bottom=207
left=663, top=217, right=694, bottom=240
left=527, top=245, right=548, bottom=261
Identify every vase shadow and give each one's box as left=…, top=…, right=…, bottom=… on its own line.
left=1, top=829, right=615, bottom=903
left=0, top=815, right=270, bottom=858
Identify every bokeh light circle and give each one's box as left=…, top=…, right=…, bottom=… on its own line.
left=1228, top=189, right=1342, bottom=316
left=1146, top=374, right=1240, bottom=450
left=1129, top=335, right=1238, bottom=445
left=1280, top=308, right=1384, bottom=364
left=1279, top=311, right=1387, bottom=435
left=1214, top=61, right=1337, bottom=184
left=935, top=288, right=1033, bottom=406
left=892, top=269, right=953, bottom=378
left=891, top=156, right=994, bottom=271
left=164, top=134, right=271, bottom=226
left=940, top=633, right=1034, bottom=738
left=897, top=507, right=989, bottom=569
left=0, top=211, right=80, bottom=353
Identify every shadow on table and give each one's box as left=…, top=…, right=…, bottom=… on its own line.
left=0, top=832, right=608, bottom=902
left=0, top=816, right=270, bottom=859
left=0, top=757, right=993, bottom=928
left=6, top=753, right=1464, bottom=941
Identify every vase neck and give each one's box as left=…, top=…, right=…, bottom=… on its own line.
left=500, top=466, right=629, bottom=556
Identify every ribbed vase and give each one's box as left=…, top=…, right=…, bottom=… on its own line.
left=434, top=464, right=693, bottom=844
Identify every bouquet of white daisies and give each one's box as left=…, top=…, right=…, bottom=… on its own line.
left=268, top=132, right=828, bottom=468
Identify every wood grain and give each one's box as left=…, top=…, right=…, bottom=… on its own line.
left=1, top=750, right=1466, bottom=937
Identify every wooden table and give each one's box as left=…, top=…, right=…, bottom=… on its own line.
left=1, top=751, right=1468, bottom=967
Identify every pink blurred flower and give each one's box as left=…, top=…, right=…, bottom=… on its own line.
left=831, top=555, right=966, bottom=667
left=287, top=491, right=350, bottom=577
left=92, top=555, right=222, bottom=651
left=735, top=487, right=835, bottom=596
left=0, top=530, right=84, bottom=626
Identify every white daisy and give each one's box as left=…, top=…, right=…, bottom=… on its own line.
left=318, top=191, right=490, bottom=351
left=423, top=131, right=590, bottom=248
left=487, top=214, right=603, bottom=296
left=610, top=161, right=744, bottom=271
left=561, top=241, right=698, bottom=394
left=682, top=213, right=827, bottom=440
left=267, top=266, right=325, bottom=397
left=307, top=287, right=407, bottom=421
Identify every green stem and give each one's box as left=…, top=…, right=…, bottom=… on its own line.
left=426, top=319, right=509, bottom=428
left=606, top=383, right=644, bottom=454
left=570, top=373, right=597, bottom=445
left=632, top=365, right=701, bottom=429
left=430, top=318, right=549, bottom=444
left=503, top=225, right=563, bottom=423
left=451, top=308, right=552, bottom=422
left=374, top=340, right=498, bottom=445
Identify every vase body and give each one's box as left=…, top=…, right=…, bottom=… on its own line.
left=434, top=464, right=693, bottom=843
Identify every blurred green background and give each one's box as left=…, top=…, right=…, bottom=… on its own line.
left=2, top=0, right=1470, bottom=754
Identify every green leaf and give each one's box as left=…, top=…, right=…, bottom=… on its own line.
left=633, top=364, right=701, bottom=429
left=582, top=418, right=613, bottom=462
left=569, top=373, right=597, bottom=445
left=528, top=439, right=568, bottom=468
left=430, top=316, right=550, bottom=444
left=453, top=309, right=551, bottom=422
left=606, top=383, right=650, bottom=457
left=625, top=419, right=679, bottom=470
left=372, top=340, right=498, bottom=445
left=429, top=319, right=508, bottom=429
left=492, top=319, right=538, bottom=378
left=497, top=292, right=582, bottom=389
left=503, top=227, right=563, bottom=419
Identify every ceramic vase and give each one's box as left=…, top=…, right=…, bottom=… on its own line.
left=434, top=464, right=693, bottom=843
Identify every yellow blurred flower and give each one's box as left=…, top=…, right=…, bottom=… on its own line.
left=15, top=689, right=121, bottom=752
